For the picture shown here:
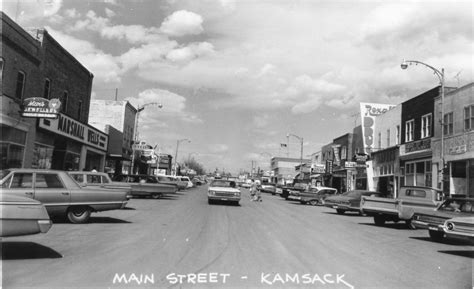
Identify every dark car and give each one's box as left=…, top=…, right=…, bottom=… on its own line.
left=113, top=174, right=178, bottom=199
left=297, top=186, right=339, bottom=206
left=324, top=190, right=381, bottom=214
left=412, top=197, right=474, bottom=242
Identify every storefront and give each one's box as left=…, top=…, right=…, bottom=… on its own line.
left=399, top=139, right=433, bottom=188
left=37, top=113, right=108, bottom=171
left=371, top=146, right=400, bottom=197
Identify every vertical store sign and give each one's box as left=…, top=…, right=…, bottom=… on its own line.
left=360, top=103, right=396, bottom=154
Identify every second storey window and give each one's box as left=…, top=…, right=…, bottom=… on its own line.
left=396, top=125, right=400, bottom=145
left=464, top=105, right=474, bottom=131
left=405, top=119, right=414, bottom=142
left=15, top=71, right=26, bottom=99
left=77, top=100, right=83, bottom=120
left=62, top=91, right=69, bottom=113
left=421, top=113, right=432, bottom=138
left=43, top=78, right=51, bottom=99
left=386, top=129, right=391, bottom=147
left=443, top=112, right=454, bottom=135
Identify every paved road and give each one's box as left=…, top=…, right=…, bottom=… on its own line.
left=1, top=185, right=472, bottom=289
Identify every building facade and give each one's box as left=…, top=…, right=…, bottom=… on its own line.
left=271, top=157, right=311, bottom=183
left=432, top=82, right=474, bottom=196
left=1, top=12, right=107, bottom=171
left=89, top=100, right=137, bottom=175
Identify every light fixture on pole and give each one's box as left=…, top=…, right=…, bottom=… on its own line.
left=174, top=138, right=191, bottom=176
left=401, top=59, right=445, bottom=191
left=131, top=102, right=163, bottom=174
left=287, top=133, right=304, bottom=179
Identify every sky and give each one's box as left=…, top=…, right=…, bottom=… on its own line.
left=2, top=0, right=473, bottom=174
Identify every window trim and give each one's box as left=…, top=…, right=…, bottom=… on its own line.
left=15, top=71, right=26, bottom=100
left=421, top=113, right=432, bottom=139
left=405, top=119, right=414, bottom=142
left=443, top=111, right=454, bottom=136
left=464, top=105, right=474, bottom=131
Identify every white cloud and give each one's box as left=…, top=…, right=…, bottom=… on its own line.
left=160, top=10, right=204, bottom=37
left=209, top=144, right=229, bottom=153
left=105, top=8, right=116, bottom=18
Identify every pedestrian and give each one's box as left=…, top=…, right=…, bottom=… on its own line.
left=249, top=179, right=256, bottom=201
left=91, top=166, right=98, bottom=172
left=254, top=179, right=262, bottom=202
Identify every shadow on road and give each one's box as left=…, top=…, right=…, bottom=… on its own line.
left=358, top=222, right=412, bottom=230
left=1, top=242, right=63, bottom=260
left=121, top=207, right=136, bottom=210
left=409, top=236, right=473, bottom=246
left=321, top=211, right=367, bottom=217
left=438, top=250, right=474, bottom=258
left=51, top=216, right=131, bottom=224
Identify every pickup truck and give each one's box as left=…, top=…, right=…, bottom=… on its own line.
left=277, top=179, right=309, bottom=200
left=360, top=186, right=444, bottom=228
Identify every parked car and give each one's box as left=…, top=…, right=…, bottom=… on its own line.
left=155, top=175, right=187, bottom=190
left=324, top=190, right=381, bottom=214
left=178, top=176, right=193, bottom=188
left=441, top=217, right=474, bottom=243
left=1, top=169, right=129, bottom=223
left=113, top=174, right=178, bottom=199
left=259, top=182, right=277, bottom=195
left=360, top=186, right=444, bottom=228
left=241, top=180, right=252, bottom=189
left=192, top=177, right=204, bottom=186
left=297, top=186, right=338, bottom=206
left=412, top=197, right=474, bottom=242
left=208, top=179, right=241, bottom=205
left=279, top=179, right=309, bottom=200
left=0, top=194, right=52, bottom=237
left=68, top=171, right=132, bottom=196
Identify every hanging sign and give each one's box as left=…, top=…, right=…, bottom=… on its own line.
left=360, top=103, right=395, bottom=154
left=21, top=97, right=61, bottom=118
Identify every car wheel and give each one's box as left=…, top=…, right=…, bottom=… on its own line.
left=374, top=215, right=386, bottom=226
left=151, top=193, right=163, bottom=199
left=429, top=230, right=445, bottom=242
left=405, top=219, right=417, bottom=229
left=67, top=207, right=91, bottom=224
left=336, top=209, right=345, bottom=215
left=309, top=200, right=319, bottom=206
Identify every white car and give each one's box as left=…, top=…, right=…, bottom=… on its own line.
left=208, top=179, right=241, bottom=205
left=179, top=176, right=194, bottom=188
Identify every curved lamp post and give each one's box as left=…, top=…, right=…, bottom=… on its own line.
left=287, top=133, right=304, bottom=179
left=131, top=102, right=163, bottom=174
left=401, top=59, right=445, bottom=191
left=174, top=138, right=191, bottom=176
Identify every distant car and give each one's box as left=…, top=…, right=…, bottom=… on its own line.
left=155, top=175, right=187, bottom=190
left=112, top=174, right=178, bottom=199
left=412, top=197, right=474, bottom=242
left=1, top=169, right=129, bottom=223
left=324, top=190, right=381, bottom=214
left=191, top=177, right=203, bottom=186
left=241, top=180, right=252, bottom=189
left=0, top=194, right=52, bottom=237
left=208, top=179, right=241, bottom=205
left=259, top=182, right=277, bottom=195
left=178, top=176, right=193, bottom=188
left=298, top=186, right=338, bottom=206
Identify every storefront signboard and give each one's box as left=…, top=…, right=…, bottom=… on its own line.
left=21, top=97, right=61, bottom=119
left=312, top=164, right=325, bottom=173
left=39, top=113, right=108, bottom=151
left=405, top=139, right=431, bottom=153
left=360, top=102, right=396, bottom=154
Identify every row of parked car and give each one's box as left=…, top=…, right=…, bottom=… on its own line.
left=0, top=168, right=202, bottom=238
left=268, top=183, right=474, bottom=244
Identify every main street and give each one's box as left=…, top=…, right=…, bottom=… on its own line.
left=1, top=185, right=472, bottom=289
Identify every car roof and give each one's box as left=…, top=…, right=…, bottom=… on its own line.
left=3, top=168, right=65, bottom=173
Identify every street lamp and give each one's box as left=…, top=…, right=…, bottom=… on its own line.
left=401, top=59, right=445, bottom=191
left=287, top=133, right=304, bottom=179
left=131, top=102, right=163, bottom=174
left=174, top=138, right=191, bottom=176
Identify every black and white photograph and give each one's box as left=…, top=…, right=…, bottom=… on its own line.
left=0, top=0, right=473, bottom=288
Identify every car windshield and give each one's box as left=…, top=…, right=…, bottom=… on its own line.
left=0, top=170, right=11, bottom=181
left=211, top=180, right=236, bottom=188
left=439, top=199, right=473, bottom=213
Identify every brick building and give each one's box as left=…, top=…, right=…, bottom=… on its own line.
left=0, top=12, right=107, bottom=171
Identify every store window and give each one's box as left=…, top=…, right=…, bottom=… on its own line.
left=421, top=113, right=432, bottom=138
left=0, top=124, right=26, bottom=169
left=405, top=119, right=414, bottom=142
left=405, top=160, right=431, bottom=187
left=443, top=112, right=454, bottom=135
left=15, top=71, right=26, bottom=99
left=464, top=105, right=474, bottom=131
left=396, top=125, right=400, bottom=145
left=32, top=143, right=54, bottom=169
